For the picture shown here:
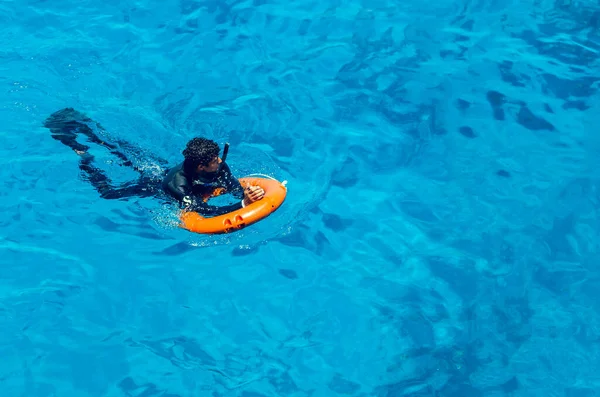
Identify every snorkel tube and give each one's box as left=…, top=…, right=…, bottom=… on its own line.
left=222, top=142, right=229, bottom=162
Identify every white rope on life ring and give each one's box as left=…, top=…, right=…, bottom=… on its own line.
left=244, top=173, right=288, bottom=187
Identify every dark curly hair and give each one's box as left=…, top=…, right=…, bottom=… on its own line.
left=182, top=137, right=220, bottom=171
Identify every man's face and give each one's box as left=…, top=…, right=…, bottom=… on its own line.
left=197, top=156, right=221, bottom=173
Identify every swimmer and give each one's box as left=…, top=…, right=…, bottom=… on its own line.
left=162, top=137, right=265, bottom=216
left=44, top=107, right=264, bottom=216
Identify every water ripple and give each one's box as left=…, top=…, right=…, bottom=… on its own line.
left=1, top=0, right=600, bottom=396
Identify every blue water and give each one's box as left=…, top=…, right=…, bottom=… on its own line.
left=2, top=0, right=600, bottom=396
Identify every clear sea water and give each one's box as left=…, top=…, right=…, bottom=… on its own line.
left=2, top=0, right=600, bottom=396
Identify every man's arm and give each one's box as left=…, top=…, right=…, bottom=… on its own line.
left=162, top=166, right=191, bottom=202
left=188, top=198, right=243, bottom=217
left=219, top=162, right=245, bottom=199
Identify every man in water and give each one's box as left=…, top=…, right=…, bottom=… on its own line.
left=162, top=137, right=265, bottom=215
left=44, top=107, right=264, bottom=216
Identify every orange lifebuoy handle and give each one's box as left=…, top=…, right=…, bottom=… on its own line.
left=180, top=177, right=287, bottom=234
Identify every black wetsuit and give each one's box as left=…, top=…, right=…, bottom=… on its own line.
left=162, top=161, right=245, bottom=216
left=44, top=107, right=244, bottom=216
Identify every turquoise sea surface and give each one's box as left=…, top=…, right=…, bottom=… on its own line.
left=1, top=0, right=600, bottom=396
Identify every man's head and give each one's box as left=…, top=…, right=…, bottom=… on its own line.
left=182, top=137, right=222, bottom=173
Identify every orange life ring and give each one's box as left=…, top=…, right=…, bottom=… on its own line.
left=179, top=176, right=288, bottom=234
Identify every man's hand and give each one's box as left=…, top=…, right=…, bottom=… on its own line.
left=243, top=185, right=265, bottom=206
